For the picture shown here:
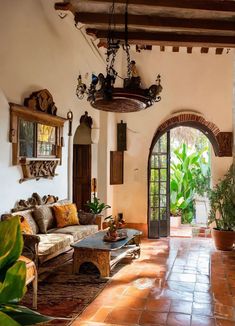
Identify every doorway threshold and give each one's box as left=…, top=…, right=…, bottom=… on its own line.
left=170, top=225, right=192, bottom=238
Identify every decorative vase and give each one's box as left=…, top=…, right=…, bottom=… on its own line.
left=109, top=230, right=118, bottom=239
left=212, top=228, right=235, bottom=251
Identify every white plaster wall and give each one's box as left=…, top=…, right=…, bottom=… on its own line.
left=97, top=111, right=116, bottom=218
left=0, top=0, right=107, bottom=214
left=0, top=0, right=233, bottom=223
left=112, top=48, right=234, bottom=223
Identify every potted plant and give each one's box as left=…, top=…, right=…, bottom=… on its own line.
left=208, top=164, right=235, bottom=250
left=86, top=197, right=111, bottom=229
left=105, top=216, right=118, bottom=239
left=86, top=196, right=111, bottom=216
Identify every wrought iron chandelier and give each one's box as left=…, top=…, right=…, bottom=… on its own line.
left=76, top=1, right=163, bottom=113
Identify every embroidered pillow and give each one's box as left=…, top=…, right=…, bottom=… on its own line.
left=17, top=210, right=39, bottom=234
left=33, top=205, right=55, bottom=233
left=19, top=215, right=34, bottom=235
left=52, top=203, right=79, bottom=228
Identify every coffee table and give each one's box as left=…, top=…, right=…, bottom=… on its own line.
left=71, top=228, right=142, bottom=277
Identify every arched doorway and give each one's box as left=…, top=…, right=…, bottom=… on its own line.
left=73, top=112, right=93, bottom=211
left=148, top=113, right=232, bottom=239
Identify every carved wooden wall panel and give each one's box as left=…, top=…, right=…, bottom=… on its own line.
left=110, top=151, right=124, bottom=185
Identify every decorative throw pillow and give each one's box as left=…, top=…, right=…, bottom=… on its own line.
left=19, top=215, right=33, bottom=235
left=78, top=210, right=96, bottom=225
left=18, top=210, right=39, bottom=234
left=52, top=203, right=79, bottom=228
left=33, top=205, right=55, bottom=234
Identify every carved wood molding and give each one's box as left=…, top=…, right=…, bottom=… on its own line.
left=24, top=89, right=57, bottom=115
left=19, top=158, right=60, bottom=183
left=11, top=193, right=59, bottom=212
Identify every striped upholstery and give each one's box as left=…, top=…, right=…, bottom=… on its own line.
left=18, top=255, right=37, bottom=309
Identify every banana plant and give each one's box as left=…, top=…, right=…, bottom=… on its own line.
left=170, top=143, right=210, bottom=224
left=0, top=216, right=53, bottom=326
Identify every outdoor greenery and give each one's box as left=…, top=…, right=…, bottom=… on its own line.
left=208, top=164, right=235, bottom=231
left=170, top=142, right=210, bottom=224
left=0, top=216, right=52, bottom=326
left=86, top=196, right=111, bottom=214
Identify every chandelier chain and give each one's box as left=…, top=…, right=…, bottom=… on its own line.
left=124, top=0, right=131, bottom=79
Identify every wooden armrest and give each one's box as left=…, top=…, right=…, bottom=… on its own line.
left=23, top=233, right=40, bottom=244
left=22, top=234, right=40, bottom=267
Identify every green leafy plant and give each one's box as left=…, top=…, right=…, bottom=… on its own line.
left=86, top=197, right=111, bottom=214
left=0, top=216, right=53, bottom=326
left=208, top=165, right=235, bottom=231
left=170, top=143, right=210, bottom=224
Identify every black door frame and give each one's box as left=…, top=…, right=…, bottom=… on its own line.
left=148, top=131, right=170, bottom=239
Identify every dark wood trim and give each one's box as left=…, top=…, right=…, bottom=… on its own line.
left=201, top=47, right=209, bottom=53
left=58, top=0, right=235, bottom=12
left=76, top=12, right=235, bottom=32
left=10, top=104, right=66, bottom=127
left=86, top=29, right=235, bottom=47
left=54, top=2, right=75, bottom=13
left=9, top=103, right=66, bottom=166
left=172, top=46, right=179, bottom=52
left=216, top=48, right=224, bottom=54
left=187, top=47, right=193, bottom=53
left=110, top=151, right=124, bottom=185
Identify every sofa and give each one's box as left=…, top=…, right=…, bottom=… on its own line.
left=1, top=199, right=100, bottom=267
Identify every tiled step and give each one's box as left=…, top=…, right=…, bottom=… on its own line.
left=192, top=227, right=212, bottom=238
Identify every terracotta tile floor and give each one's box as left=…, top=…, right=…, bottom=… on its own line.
left=71, top=238, right=235, bottom=326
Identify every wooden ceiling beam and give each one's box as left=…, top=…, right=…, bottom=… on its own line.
left=215, top=48, right=224, bottom=54
left=72, top=0, right=235, bottom=12
left=187, top=47, right=193, bottom=53
left=201, top=47, right=209, bottom=53
left=55, top=2, right=75, bottom=13
left=172, top=46, right=179, bottom=52
left=86, top=29, right=235, bottom=47
left=75, top=12, right=235, bottom=32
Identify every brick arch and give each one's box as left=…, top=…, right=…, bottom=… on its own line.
left=151, top=113, right=232, bottom=157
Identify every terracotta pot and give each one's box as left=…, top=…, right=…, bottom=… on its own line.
left=212, top=228, right=235, bottom=251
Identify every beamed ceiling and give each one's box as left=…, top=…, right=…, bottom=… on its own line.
left=55, top=0, right=235, bottom=53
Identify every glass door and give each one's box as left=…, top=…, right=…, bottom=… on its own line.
left=148, top=132, right=170, bottom=238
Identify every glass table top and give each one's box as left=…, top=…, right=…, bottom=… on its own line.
left=71, top=228, right=142, bottom=251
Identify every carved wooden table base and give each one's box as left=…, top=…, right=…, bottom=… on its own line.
left=73, top=248, right=111, bottom=277
left=73, top=236, right=141, bottom=277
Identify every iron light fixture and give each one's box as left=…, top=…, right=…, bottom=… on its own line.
left=76, top=2, right=163, bottom=113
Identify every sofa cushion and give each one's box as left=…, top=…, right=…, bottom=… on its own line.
left=38, top=233, right=73, bottom=256
left=52, top=204, right=79, bottom=228
left=33, top=205, right=55, bottom=234
left=78, top=211, right=96, bottom=225
left=13, top=210, right=39, bottom=234
left=48, top=225, right=98, bottom=242
left=19, top=216, right=34, bottom=235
